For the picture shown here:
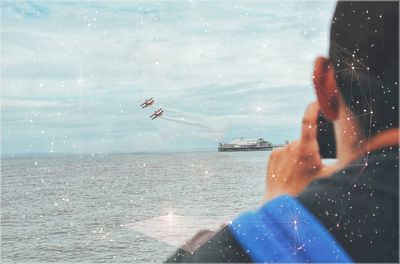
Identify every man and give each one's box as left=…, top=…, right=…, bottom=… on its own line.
left=167, top=1, right=398, bottom=262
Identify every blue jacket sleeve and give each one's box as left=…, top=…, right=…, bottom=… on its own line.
left=229, top=195, right=353, bottom=263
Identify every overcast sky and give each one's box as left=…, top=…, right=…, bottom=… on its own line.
left=1, top=1, right=336, bottom=155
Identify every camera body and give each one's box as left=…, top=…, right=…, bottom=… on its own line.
left=317, top=113, right=336, bottom=159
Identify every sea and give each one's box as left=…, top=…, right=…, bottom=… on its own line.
left=1, top=151, right=269, bottom=263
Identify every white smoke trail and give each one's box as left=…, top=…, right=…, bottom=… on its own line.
left=145, top=106, right=229, bottom=140
left=161, top=116, right=208, bottom=129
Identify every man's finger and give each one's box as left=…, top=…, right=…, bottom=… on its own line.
left=301, top=101, right=320, bottom=142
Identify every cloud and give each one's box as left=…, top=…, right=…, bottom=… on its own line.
left=1, top=0, right=336, bottom=154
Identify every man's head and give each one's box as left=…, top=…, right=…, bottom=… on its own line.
left=313, top=1, right=398, bottom=141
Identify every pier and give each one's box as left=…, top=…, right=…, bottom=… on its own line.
left=218, top=138, right=286, bottom=152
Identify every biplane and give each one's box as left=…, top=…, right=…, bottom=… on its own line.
left=140, top=98, right=155, bottom=108
left=150, top=108, right=164, bottom=120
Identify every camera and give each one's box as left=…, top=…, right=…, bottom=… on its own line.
left=317, top=113, right=336, bottom=159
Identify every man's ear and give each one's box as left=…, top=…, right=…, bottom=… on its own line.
left=313, top=57, right=340, bottom=121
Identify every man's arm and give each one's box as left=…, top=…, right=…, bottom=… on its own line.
left=167, top=195, right=353, bottom=263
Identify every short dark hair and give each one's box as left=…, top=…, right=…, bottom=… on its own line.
left=329, top=1, right=398, bottom=139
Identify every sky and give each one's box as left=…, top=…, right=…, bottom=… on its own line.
left=1, top=0, right=337, bottom=155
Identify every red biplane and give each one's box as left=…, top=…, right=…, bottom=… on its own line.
left=150, top=108, right=164, bottom=120
left=140, top=98, right=155, bottom=108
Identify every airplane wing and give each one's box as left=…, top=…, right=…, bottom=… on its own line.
left=150, top=112, right=157, bottom=119
left=150, top=113, right=158, bottom=120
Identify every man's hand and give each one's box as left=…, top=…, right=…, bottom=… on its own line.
left=263, top=101, right=338, bottom=202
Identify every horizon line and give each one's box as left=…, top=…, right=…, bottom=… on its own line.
left=0, top=148, right=222, bottom=158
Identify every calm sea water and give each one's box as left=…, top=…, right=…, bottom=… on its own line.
left=1, top=151, right=269, bottom=263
